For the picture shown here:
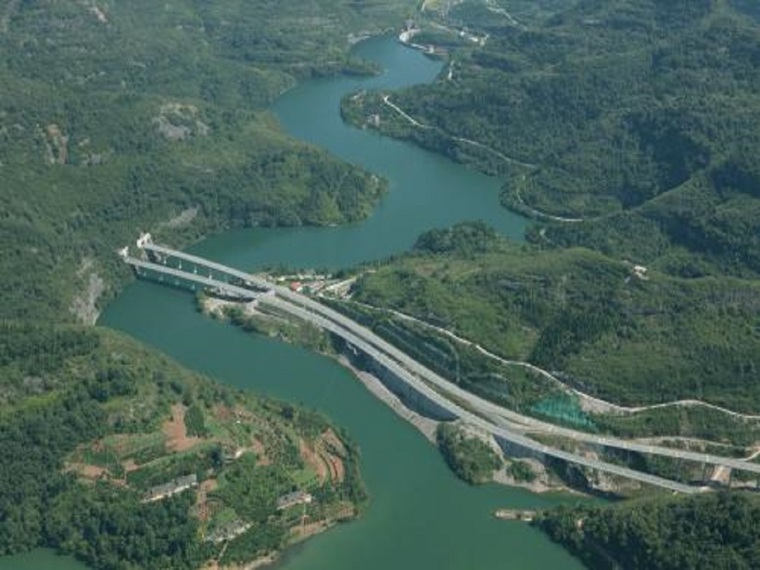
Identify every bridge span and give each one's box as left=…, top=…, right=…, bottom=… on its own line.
left=121, top=236, right=760, bottom=492
left=124, top=257, right=259, bottom=301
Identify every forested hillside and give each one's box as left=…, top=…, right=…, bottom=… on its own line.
left=337, top=2, right=760, bottom=563
left=0, top=0, right=414, bottom=323
left=346, top=223, right=760, bottom=442
left=337, top=0, right=760, bottom=431
left=345, top=0, right=760, bottom=278
left=0, top=322, right=365, bottom=568
left=0, top=1, right=417, bottom=567
left=536, top=492, right=760, bottom=569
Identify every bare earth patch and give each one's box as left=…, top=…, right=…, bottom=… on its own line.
left=121, top=459, right=139, bottom=473
left=44, top=123, right=69, bottom=164
left=153, top=103, right=211, bottom=141
left=214, top=404, right=233, bottom=421
left=69, top=270, right=105, bottom=325
left=66, top=462, right=108, bottom=481
left=316, top=433, right=345, bottom=484
left=321, top=429, right=346, bottom=455
left=323, top=451, right=344, bottom=483
left=300, top=439, right=328, bottom=484
left=160, top=206, right=199, bottom=229
left=82, top=0, right=109, bottom=24
left=251, top=437, right=270, bottom=466
left=163, top=403, right=203, bottom=452
left=196, top=478, right=218, bottom=522
left=299, top=431, right=346, bottom=484
left=290, top=520, right=331, bottom=542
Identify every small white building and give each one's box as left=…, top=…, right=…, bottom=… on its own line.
left=143, top=473, right=198, bottom=503
left=276, top=490, right=313, bottom=510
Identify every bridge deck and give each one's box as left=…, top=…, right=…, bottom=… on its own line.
left=143, top=244, right=271, bottom=289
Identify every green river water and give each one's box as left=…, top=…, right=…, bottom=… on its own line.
left=2, top=37, right=584, bottom=569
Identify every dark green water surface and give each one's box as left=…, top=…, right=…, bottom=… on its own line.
left=4, top=37, right=582, bottom=570
left=186, top=36, right=526, bottom=271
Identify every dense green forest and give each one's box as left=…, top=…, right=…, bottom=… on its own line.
left=345, top=0, right=760, bottom=279
left=0, top=1, right=421, bottom=567
left=338, top=2, right=760, bottom=561
left=338, top=0, right=760, bottom=434
left=436, top=423, right=502, bottom=484
left=4, top=0, right=760, bottom=567
left=536, top=492, right=760, bottom=569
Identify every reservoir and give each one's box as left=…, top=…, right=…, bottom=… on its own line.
left=3, top=37, right=582, bottom=569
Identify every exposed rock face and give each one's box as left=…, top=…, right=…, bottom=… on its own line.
left=44, top=124, right=69, bottom=165
left=70, top=266, right=106, bottom=325
left=153, top=103, right=210, bottom=141
left=161, top=207, right=199, bottom=229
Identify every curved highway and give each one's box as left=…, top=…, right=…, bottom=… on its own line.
left=130, top=241, right=760, bottom=490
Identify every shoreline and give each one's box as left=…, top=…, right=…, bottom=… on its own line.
left=336, top=355, right=440, bottom=444
left=334, top=355, right=574, bottom=495
left=202, top=295, right=576, bottom=496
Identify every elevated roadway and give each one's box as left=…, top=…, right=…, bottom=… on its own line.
left=124, top=257, right=259, bottom=300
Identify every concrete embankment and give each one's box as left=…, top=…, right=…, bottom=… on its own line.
left=338, top=356, right=439, bottom=444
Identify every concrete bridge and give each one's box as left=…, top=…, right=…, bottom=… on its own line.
left=121, top=236, right=760, bottom=493
left=125, top=256, right=259, bottom=301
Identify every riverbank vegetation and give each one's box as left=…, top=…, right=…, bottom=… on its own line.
left=436, top=423, right=502, bottom=484
left=209, top=301, right=335, bottom=356
left=340, top=0, right=760, bottom=558
left=535, top=492, right=760, bottom=569
left=338, top=4, right=760, bottom=519
left=345, top=0, right=760, bottom=278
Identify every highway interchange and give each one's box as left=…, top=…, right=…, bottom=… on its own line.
left=123, top=239, right=760, bottom=493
